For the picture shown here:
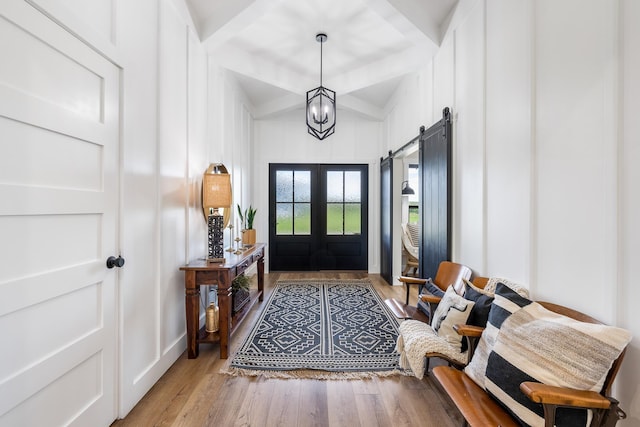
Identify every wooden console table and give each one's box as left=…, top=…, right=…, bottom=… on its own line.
left=180, top=243, right=265, bottom=359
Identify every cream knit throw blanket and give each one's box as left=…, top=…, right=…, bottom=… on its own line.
left=395, top=320, right=467, bottom=379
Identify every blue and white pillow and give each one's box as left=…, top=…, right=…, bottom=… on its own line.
left=431, top=286, right=475, bottom=351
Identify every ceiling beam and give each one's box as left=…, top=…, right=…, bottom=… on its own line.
left=253, top=93, right=300, bottom=119
left=339, top=94, right=385, bottom=121
left=252, top=92, right=384, bottom=121
left=324, top=45, right=433, bottom=95
left=363, top=0, right=441, bottom=47
left=365, top=0, right=456, bottom=46
left=199, top=0, right=285, bottom=50
left=215, top=42, right=431, bottom=98
left=213, top=46, right=310, bottom=95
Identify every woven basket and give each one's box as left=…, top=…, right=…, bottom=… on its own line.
left=233, top=288, right=250, bottom=314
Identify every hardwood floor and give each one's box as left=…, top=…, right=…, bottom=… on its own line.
left=112, top=272, right=464, bottom=427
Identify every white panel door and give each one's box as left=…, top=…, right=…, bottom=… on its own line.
left=0, top=1, right=119, bottom=426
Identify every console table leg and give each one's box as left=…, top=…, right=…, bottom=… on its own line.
left=257, top=257, right=265, bottom=302
left=185, top=271, right=200, bottom=359
left=218, top=278, right=232, bottom=359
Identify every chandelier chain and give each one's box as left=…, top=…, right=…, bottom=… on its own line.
left=320, top=39, right=323, bottom=86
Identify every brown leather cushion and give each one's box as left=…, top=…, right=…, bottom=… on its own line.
left=432, top=366, right=519, bottom=427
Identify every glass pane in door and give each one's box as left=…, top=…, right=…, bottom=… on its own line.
left=326, top=171, right=343, bottom=202
left=276, top=170, right=293, bottom=202
left=325, top=170, right=361, bottom=235
left=276, top=203, right=293, bottom=234
left=294, top=171, right=310, bottom=202
left=327, top=203, right=344, bottom=234
left=276, top=169, right=311, bottom=235
left=294, top=203, right=311, bottom=234
left=344, top=204, right=361, bottom=235
left=344, top=171, right=361, bottom=202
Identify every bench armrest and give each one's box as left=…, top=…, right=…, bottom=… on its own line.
left=398, top=276, right=429, bottom=285
left=420, top=294, right=442, bottom=304
left=453, top=324, right=484, bottom=337
left=520, top=382, right=611, bottom=410
left=520, top=382, right=628, bottom=427
left=453, top=324, right=485, bottom=361
left=419, top=294, right=441, bottom=326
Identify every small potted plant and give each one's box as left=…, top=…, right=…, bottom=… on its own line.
left=232, top=273, right=251, bottom=314
left=237, top=204, right=257, bottom=246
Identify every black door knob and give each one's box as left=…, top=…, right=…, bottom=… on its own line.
left=106, top=256, right=125, bottom=269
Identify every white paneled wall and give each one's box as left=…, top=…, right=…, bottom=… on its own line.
left=206, top=67, right=255, bottom=243
left=620, top=0, right=640, bottom=422
left=118, top=0, right=161, bottom=416
left=484, top=0, right=532, bottom=285
left=157, top=0, right=189, bottom=366
left=187, top=30, right=210, bottom=261
left=382, top=74, right=428, bottom=149
left=400, top=0, right=639, bottom=422
left=534, top=0, right=619, bottom=317
left=432, top=35, right=455, bottom=123
left=117, top=0, right=210, bottom=418
left=453, top=1, right=484, bottom=270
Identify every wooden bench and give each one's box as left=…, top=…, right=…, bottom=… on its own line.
left=432, top=301, right=629, bottom=427
left=385, top=261, right=473, bottom=318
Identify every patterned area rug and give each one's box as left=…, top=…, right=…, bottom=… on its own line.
left=224, top=279, right=405, bottom=379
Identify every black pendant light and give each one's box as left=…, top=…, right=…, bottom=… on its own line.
left=306, top=33, right=336, bottom=140
left=401, top=180, right=415, bottom=196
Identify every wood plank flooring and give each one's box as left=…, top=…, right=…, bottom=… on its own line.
left=111, top=272, right=464, bottom=427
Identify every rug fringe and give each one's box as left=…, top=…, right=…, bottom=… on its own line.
left=275, top=278, right=372, bottom=285
left=220, top=366, right=413, bottom=380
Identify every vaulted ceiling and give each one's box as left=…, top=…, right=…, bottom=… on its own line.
left=184, top=0, right=458, bottom=119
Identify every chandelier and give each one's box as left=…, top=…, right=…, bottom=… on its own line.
left=306, top=33, right=336, bottom=140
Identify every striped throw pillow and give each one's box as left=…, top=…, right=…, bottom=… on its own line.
left=463, top=282, right=532, bottom=389
left=485, top=302, right=632, bottom=427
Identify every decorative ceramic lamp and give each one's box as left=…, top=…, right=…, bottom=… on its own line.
left=202, top=164, right=231, bottom=262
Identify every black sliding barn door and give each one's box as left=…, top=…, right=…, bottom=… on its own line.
left=419, top=108, right=452, bottom=280
left=379, top=155, right=393, bottom=284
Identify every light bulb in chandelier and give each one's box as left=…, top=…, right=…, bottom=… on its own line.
left=309, top=99, right=331, bottom=125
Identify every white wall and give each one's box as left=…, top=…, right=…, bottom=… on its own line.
left=383, top=73, right=432, bottom=150
left=620, top=0, right=640, bottom=422
left=453, top=2, right=485, bottom=271
left=118, top=0, right=163, bottom=415
left=381, top=68, right=433, bottom=284
left=412, top=0, right=640, bottom=423
left=118, top=0, right=210, bottom=417
left=253, top=109, right=384, bottom=273
left=485, top=0, right=532, bottom=284
left=207, top=66, right=255, bottom=242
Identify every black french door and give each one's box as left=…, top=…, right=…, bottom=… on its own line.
left=269, top=163, right=368, bottom=271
